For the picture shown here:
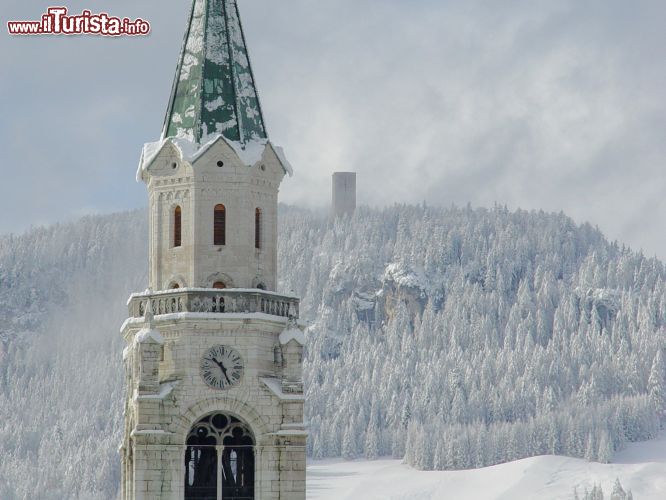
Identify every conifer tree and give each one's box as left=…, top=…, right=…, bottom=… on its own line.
left=364, top=419, right=380, bottom=460
left=341, top=423, right=356, bottom=461
left=610, top=478, right=627, bottom=500
left=648, top=351, right=666, bottom=422
left=597, top=431, right=613, bottom=464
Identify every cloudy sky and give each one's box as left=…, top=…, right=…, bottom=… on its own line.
left=2, top=0, right=665, bottom=259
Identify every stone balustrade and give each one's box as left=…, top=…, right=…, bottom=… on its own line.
left=128, top=288, right=299, bottom=320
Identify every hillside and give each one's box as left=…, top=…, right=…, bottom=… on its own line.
left=0, top=204, right=664, bottom=498
left=280, top=205, right=665, bottom=469
left=307, top=432, right=666, bottom=499
left=0, top=211, right=147, bottom=499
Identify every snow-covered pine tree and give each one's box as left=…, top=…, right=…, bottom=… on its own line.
left=609, top=478, right=627, bottom=500
left=648, top=350, right=666, bottom=422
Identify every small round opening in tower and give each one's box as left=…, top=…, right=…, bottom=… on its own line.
left=171, top=162, right=178, bottom=169
left=217, top=160, right=224, bottom=168
left=260, top=164, right=266, bottom=171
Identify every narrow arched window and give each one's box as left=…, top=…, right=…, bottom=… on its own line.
left=255, top=208, right=262, bottom=249
left=214, top=204, right=226, bottom=246
left=213, top=281, right=226, bottom=290
left=174, top=206, right=182, bottom=247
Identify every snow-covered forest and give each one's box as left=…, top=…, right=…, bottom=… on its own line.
left=0, top=211, right=147, bottom=499
left=285, top=205, right=666, bottom=469
left=0, top=204, right=664, bottom=498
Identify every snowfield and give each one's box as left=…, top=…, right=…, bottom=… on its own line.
left=307, top=433, right=666, bottom=499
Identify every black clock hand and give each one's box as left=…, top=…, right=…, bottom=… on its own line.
left=213, top=358, right=232, bottom=384
left=220, top=364, right=231, bottom=384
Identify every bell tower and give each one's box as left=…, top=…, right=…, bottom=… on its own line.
left=120, top=1, right=306, bottom=499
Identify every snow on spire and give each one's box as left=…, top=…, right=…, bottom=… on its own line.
left=161, top=0, right=267, bottom=146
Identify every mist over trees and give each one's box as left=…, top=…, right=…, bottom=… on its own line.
left=0, top=204, right=664, bottom=498
left=0, top=211, right=147, bottom=499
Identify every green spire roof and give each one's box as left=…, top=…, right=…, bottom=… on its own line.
left=162, top=0, right=268, bottom=145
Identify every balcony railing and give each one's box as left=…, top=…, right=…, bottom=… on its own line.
left=128, top=288, right=299, bottom=320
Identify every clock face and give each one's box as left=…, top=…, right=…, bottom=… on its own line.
left=200, top=345, right=244, bottom=390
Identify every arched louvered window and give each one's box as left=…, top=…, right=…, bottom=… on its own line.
left=185, top=413, right=255, bottom=500
left=174, top=206, right=182, bottom=247
left=255, top=208, right=262, bottom=250
left=214, top=204, right=226, bottom=246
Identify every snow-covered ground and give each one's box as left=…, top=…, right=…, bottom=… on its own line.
left=307, top=434, right=666, bottom=499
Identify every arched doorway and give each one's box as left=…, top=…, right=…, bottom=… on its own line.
left=184, top=413, right=255, bottom=500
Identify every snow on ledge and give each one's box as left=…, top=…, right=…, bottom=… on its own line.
left=272, top=144, right=294, bottom=177
left=121, top=312, right=295, bottom=333
left=128, top=287, right=300, bottom=303
left=282, top=422, right=307, bottom=430
left=382, top=262, right=428, bottom=291
left=130, top=429, right=173, bottom=436
left=134, top=326, right=164, bottom=345
left=260, top=377, right=306, bottom=401
left=279, top=325, right=305, bottom=346
left=134, top=382, right=176, bottom=401
left=136, top=135, right=293, bottom=181
left=270, top=429, right=308, bottom=437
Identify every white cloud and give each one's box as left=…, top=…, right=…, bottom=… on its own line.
left=1, top=0, right=664, bottom=258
